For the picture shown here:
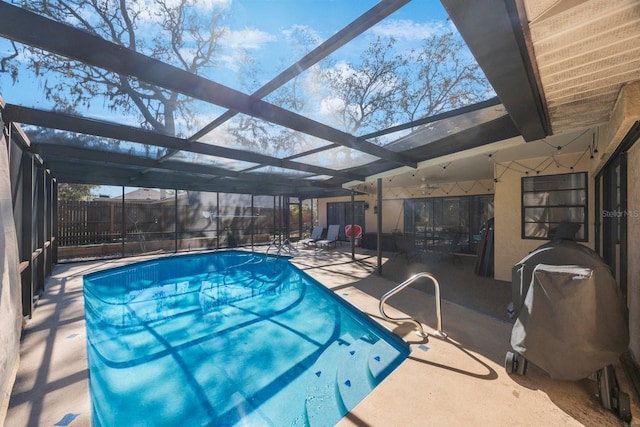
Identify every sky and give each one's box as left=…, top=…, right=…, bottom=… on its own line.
left=1, top=0, right=455, bottom=108
left=0, top=0, right=472, bottom=198
left=208, top=0, right=453, bottom=88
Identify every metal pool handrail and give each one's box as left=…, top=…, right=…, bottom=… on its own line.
left=379, top=272, right=447, bottom=339
left=266, top=237, right=297, bottom=258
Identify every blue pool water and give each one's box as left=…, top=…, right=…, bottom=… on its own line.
left=83, top=251, right=410, bottom=426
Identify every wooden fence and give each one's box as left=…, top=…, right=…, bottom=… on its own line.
left=58, top=200, right=176, bottom=246
left=57, top=199, right=311, bottom=249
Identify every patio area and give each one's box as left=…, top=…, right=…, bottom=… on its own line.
left=5, top=246, right=638, bottom=426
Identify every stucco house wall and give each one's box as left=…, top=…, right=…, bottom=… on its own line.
left=493, top=152, right=596, bottom=282
left=316, top=195, right=400, bottom=235
left=493, top=81, right=640, bottom=363
left=316, top=195, right=375, bottom=235
left=317, top=179, right=494, bottom=236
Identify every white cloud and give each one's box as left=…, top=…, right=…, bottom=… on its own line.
left=195, top=0, right=232, bottom=9
left=143, top=0, right=231, bottom=13
left=216, top=53, right=242, bottom=71
left=281, top=24, right=324, bottom=47
left=281, top=24, right=318, bottom=39
left=137, top=0, right=232, bottom=25
left=320, top=96, right=345, bottom=116
left=222, top=28, right=276, bottom=50
left=330, top=61, right=357, bottom=79
left=371, top=19, right=448, bottom=41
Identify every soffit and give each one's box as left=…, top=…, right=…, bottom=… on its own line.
left=523, top=0, right=640, bottom=134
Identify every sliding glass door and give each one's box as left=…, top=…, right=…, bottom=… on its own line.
left=404, top=194, right=493, bottom=254
left=327, top=201, right=366, bottom=241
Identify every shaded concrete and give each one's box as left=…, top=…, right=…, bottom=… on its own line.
left=5, top=248, right=639, bottom=426
left=376, top=250, right=514, bottom=323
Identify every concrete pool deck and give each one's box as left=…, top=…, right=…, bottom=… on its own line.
left=5, top=247, right=639, bottom=426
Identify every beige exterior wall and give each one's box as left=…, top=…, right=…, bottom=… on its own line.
left=316, top=195, right=374, bottom=232
left=316, top=194, right=400, bottom=234
left=493, top=152, right=596, bottom=281
left=317, top=179, right=494, bottom=235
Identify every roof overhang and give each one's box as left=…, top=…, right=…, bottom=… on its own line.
left=442, top=0, right=551, bottom=141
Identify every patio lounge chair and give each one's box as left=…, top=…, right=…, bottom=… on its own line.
left=316, top=224, right=340, bottom=249
left=299, top=226, right=324, bottom=247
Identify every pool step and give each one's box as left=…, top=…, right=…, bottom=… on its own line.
left=304, top=340, right=348, bottom=427
left=304, top=334, right=386, bottom=426
left=367, top=338, right=407, bottom=381
left=336, top=337, right=376, bottom=411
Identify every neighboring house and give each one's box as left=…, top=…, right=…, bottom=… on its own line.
left=119, top=188, right=163, bottom=201
left=95, top=188, right=172, bottom=201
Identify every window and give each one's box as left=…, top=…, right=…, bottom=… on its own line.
left=522, top=172, right=587, bottom=241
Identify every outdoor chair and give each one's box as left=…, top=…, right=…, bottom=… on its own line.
left=393, top=232, right=419, bottom=262
left=427, top=232, right=464, bottom=263
left=445, top=232, right=464, bottom=264
left=345, top=224, right=363, bottom=246
left=316, top=224, right=340, bottom=249
left=299, top=226, right=324, bottom=247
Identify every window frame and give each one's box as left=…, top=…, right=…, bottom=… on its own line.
left=521, top=171, right=588, bottom=241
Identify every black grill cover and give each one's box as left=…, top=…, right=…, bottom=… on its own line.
left=511, top=240, right=629, bottom=380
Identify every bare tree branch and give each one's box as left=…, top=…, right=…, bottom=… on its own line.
left=10, top=0, right=227, bottom=137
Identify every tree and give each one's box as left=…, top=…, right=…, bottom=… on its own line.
left=320, top=37, right=406, bottom=134
left=58, top=183, right=100, bottom=201
left=223, top=29, right=492, bottom=165
left=399, top=31, right=491, bottom=121
left=8, top=0, right=228, bottom=137
left=320, top=32, right=492, bottom=136
left=0, top=40, right=19, bottom=83
left=3, top=2, right=492, bottom=155
left=224, top=25, right=330, bottom=158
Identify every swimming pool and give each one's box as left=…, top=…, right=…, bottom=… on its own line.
left=83, top=251, right=410, bottom=426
